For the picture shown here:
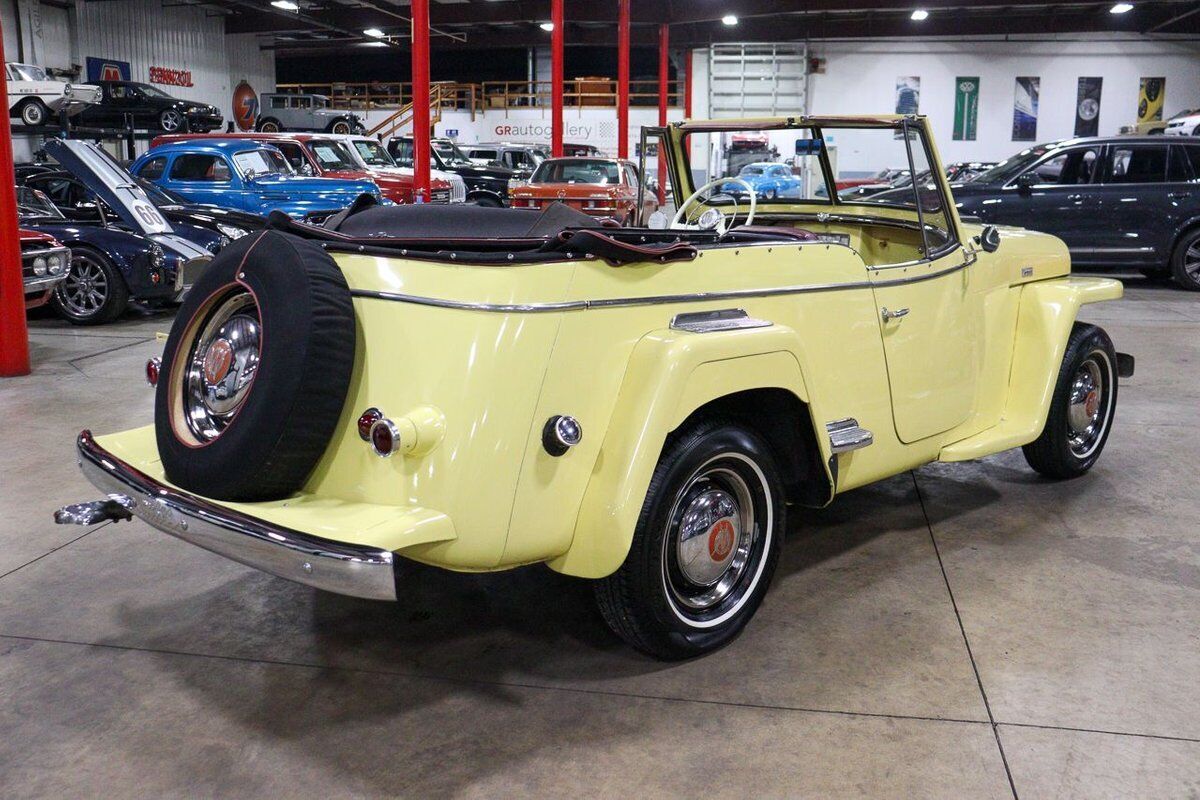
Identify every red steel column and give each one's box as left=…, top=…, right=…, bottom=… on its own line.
left=617, top=0, right=630, bottom=159
left=684, top=48, right=693, bottom=118
left=656, top=24, right=668, bottom=205
left=411, top=0, right=431, bottom=202
left=0, top=18, right=29, bottom=377
left=551, top=0, right=563, bottom=157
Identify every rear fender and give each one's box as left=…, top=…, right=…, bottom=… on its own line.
left=548, top=323, right=832, bottom=579
left=940, top=276, right=1123, bottom=461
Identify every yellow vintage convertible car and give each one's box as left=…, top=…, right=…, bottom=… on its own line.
left=57, top=115, right=1133, bottom=659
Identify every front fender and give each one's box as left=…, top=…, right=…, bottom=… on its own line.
left=940, top=276, right=1123, bottom=461
left=548, top=324, right=825, bottom=579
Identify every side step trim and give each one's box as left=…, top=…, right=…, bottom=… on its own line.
left=826, top=418, right=874, bottom=454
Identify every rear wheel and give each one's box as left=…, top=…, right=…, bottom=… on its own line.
left=329, top=119, right=352, bottom=135
left=1023, top=323, right=1118, bottom=479
left=1169, top=228, right=1200, bottom=291
left=159, top=109, right=188, bottom=133
left=50, top=248, right=129, bottom=325
left=18, top=98, right=48, bottom=127
left=595, top=420, right=785, bottom=659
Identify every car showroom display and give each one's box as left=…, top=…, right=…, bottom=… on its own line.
left=19, top=228, right=69, bottom=308
left=56, top=114, right=1132, bottom=660
left=327, top=133, right=465, bottom=204
left=131, top=139, right=382, bottom=217
left=5, top=61, right=101, bottom=127
left=952, top=136, right=1200, bottom=289
left=75, top=80, right=222, bottom=132
left=255, top=92, right=364, bottom=134
left=389, top=135, right=513, bottom=206
left=1161, top=110, right=1200, bottom=136
left=20, top=139, right=213, bottom=324
left=509, top=156, right=657, bottom=224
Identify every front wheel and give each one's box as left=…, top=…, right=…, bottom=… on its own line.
left=50, top=248, right=129, bottom=325
left=257, top=118, right=282, bottom=133
left=595, top=420, right=785, bottom=659
left=1170, top=228, right=1200, bottom=291
left=1023, top=323, right=1118, bottom=479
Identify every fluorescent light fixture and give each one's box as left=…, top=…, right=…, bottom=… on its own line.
left=539, top=21, right=554, bottom=31
left=1109, top=2, right=1133, bottom=12
left=363, top=27, right=385, bottom=37
left=911, top=9, right=929, bottom=20
left=721, top=14, right=738, bottom=25
left=270, top=0, right=299, bottom=9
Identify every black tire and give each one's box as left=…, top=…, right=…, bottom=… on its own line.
left=18, top=98, right=48, bottom=127
left=257, top=118, right=282, bottom=133
left=159, top=109, right=188, bottom=133
left=1169, top=228, right=1200, bottom=291
left=1023, top=323, right=1118, bottom=479
left=50, top=247, right=129, bottom=326
left=471, top=195, right=502, bottom=208
left=595, top=419, right=785, bottom=659
left=154, top=230, right=356, bottom=501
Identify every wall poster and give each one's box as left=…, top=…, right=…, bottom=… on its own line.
left=953, top=77, right=980, bottom=141
left=1012, top=76, right=1040, bottom=141
left=1138, top=77, right=1165, bottom=124
left=895, top=76, right=920, bottom=138
left=1074, top=77, right=1103, bottom=137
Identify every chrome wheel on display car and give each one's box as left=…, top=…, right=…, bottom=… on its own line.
left=596, top=420, right=784, bottom=659
left=160, top=109, right=187, bottom=132
left=1170, top=229, right=1200, bottom=291
left=51, top=249, right=129, bottom=325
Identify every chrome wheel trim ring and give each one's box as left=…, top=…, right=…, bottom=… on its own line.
left=56, top=253, right=109, bottom=317
left=660, top=452, right=773, bottom=629
left=1066, top=349, right=1113, bottom=459
left=182, top=290, right=262, bottom=442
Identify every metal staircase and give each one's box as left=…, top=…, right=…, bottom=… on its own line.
left=368, top=84, right=445, bottom=138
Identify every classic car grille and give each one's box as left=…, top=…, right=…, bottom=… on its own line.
left=21, top=246, right=71, bottom=288
left=447, top=175, right=467, bottom=203
left=431, top=188, right=451, bottom=204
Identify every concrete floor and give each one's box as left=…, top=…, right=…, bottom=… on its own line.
left=1, top=276, right=1198, bottom=798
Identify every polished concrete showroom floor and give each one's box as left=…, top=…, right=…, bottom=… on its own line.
left=1, top=277, right=1198, bottom=798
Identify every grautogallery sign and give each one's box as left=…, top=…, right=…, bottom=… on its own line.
left=492, top=120, right=618, bottom=147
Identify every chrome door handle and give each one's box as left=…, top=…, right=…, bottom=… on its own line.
left=881, top=307, right=910, bottom=322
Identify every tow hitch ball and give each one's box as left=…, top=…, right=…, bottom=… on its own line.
left=54, top=495, right=135, bottom=526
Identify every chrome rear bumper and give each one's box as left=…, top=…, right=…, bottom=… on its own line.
left=66, top=430, right=397, bottom=601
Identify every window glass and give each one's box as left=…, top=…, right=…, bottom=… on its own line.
left=623, top=164, right=640, bottom=187
left=110, top=84, right=130, bottom=100
left=294, top=96, right=312, bottom=109
left=531, top=158, right=620, bottom=185
left=137, top=156, right=168, bottom=180
left=1168, top=146, right=1193, bottom=182
left=470, top=149, right=498, bottom=161
left=270, top=96, right=287, bottom=109
left=1182, top=146, right=1200, bottom=180
left=1028, top=148, right=1099, bottom=185
left=904, top=128, right=956, bottom=253
left=232, top=148, right=290, bottom=178
left=10, top=64, right=46, bottom=81
left=275, top=142, right=308, bottom=172
left=353, top=139, right=394, bottom=167
left=1105, top=145, right=1167, bottom=184
left=308, top=140, right=356, bottom=171
left=391, top=138, right=414, bottom=165
left=168, top=154, right=231, bottom=182
left=683, top=129, right=828, bottom=202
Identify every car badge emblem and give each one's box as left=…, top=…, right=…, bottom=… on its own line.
left=708, top=518, right=736, bottom=562
left=557, top=189, right=566, bottom=199
left=203, top=338, right=234, bottom=385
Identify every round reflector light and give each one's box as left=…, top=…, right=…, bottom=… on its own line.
left=145, top=356, right=161, bottom=387
left=357, top=407, right=383, bottom=440
left=369, top=418, right=401, bottom=457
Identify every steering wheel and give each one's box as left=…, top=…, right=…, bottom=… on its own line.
left=671, top=177, right=757, bottom=234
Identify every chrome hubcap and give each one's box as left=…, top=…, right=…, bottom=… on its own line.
left=664, top=462, right=757, bottom=613
left=56, top=255, right=108, bottom=316
left=183, top=292, right=261, bottom=441
left=1067, top=355, right=1106, bottom=458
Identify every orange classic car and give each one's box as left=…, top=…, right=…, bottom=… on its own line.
left=509, top=157, right=657, bottom=225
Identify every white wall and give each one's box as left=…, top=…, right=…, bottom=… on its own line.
left=807, top=39, right=1200, bottom=172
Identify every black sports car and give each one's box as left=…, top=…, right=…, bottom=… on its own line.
left=75, top=81, right=222, bottom=133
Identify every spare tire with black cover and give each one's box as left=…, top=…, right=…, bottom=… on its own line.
left=155, top=230, right=355, bottom=501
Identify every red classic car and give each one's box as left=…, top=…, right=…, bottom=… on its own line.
left=20, top=228, right=70, bottom=309
left=151, top=132, right=453, bottom=205
left=508, top=157, right=657, bottom=225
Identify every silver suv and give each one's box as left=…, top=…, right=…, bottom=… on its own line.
left=256, top=93, right=364, bottom=135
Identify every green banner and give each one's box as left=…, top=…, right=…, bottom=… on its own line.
left=953, top=76, right=980, bottom=141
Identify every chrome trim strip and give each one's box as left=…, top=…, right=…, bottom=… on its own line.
left=350, top=257, right=971, bottom=314
left=73, top=430, right=397, bottom=601
left=22, top=273, right=66, bottom=292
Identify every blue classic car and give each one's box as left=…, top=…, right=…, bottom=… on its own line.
left=130, top=139, right=381, bottom=218
left=719, top=162, right=803, bottom=200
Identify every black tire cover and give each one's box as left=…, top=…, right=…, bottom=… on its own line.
left=155, top=230, right=356, bottom=501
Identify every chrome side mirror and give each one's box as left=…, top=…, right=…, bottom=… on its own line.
left=978, top=225, right=1001, bottom=253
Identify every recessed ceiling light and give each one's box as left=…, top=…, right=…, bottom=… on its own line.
left=270, top=0, right=299, bottom=9
left=363, top=28, right=385, bottom=37
left=911, top=9, right=929, bottom=20
left=539, top=22, right=554, bottom=31
left=721, top=14, right=738, bottom=25
left=1110, top=2, right=1133, bottom=12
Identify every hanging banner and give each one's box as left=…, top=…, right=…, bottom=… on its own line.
left=953, top=77, right=979, bottom=141
left=895, top=76, right=920, bottom=138
left=86, top=56, right=131, bottom=83
left=1012, top=76, right=1040, bottom=141
left=1074, top=77, right=1103, bottom=137
left=1138, top=77, right=1165, bottom=124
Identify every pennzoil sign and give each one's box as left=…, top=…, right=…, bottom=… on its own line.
left=149, top=66, right=194, bottom=88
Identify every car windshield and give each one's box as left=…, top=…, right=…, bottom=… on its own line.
left=432, top=140, right=473, bottom=166
left=16, top=186, right=64, bottom=219
left=531, top=158, right=620, bottom=184
left=232, top=148, right=291, bottom=178
left=10, top=63, right=47, bottom=82
left=739, top=166, right=765, bottom=176
left=969, top=146, right=1054, bottom=184
left=351, top=139, right=394, bottom=168
left=137, top=83, right=173, bottom=99
left=308, top=139, right=357, bottom=171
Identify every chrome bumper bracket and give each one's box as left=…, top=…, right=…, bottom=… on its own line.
left=54, top=495, right=135, bottom=526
